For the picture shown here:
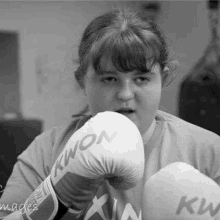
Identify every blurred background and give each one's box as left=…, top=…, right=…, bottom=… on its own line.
left=0, top=0, right=212, bottom=130
left=0, top=0, right=219, bottom=195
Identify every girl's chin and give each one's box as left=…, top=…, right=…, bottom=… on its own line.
left=119, top=112, right=138, bottom=128
left=94, top=111, right=137, bottom=123
left=118, top=112, right=136, bottom=120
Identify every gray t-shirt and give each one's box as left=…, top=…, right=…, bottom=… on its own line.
left=1, top=110, right=220, bottom=220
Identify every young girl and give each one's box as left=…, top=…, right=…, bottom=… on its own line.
left=1, top=6, right=220, bottom=220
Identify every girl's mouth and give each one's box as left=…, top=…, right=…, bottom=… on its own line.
left=116, top=108, right=135, bottom=115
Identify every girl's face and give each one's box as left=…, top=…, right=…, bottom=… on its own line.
left=83, top=56, right=163, bottom=135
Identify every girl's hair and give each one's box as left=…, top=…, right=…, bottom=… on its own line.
left=72, top=6, right=175, bottom=118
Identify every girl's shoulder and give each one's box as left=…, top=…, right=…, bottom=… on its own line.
left=156, top=110, right=220, bottom=142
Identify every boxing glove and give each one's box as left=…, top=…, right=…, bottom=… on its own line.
left=21, top=111, right=144, bottom=220
left=143, top=162, right=220, bottom=220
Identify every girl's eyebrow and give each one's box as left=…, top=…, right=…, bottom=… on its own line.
left=98, top=69, right=154, bottom=75
left=134, top=70, right=153, bottom=75
left=95, top=70, right=114, bottom=76
left=102, top=70, right=116, bottom=74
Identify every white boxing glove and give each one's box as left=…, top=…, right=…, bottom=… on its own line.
left=143, top=162, right=220, bottom=220
left=22, top=111, right=144, bottom=220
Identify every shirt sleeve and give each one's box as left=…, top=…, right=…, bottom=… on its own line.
left=0, top=116, right=90, bottom=219
left=208, top=137, right=220, bottom=185
left=0, top=128, right=57, bottom=218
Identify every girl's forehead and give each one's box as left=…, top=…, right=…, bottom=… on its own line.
left=97, top=52, right=157, bottom=73
left=99, top=55, right=115, bottom=71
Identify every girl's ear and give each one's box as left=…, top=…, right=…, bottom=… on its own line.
left=162, top=60, right=178, bottom=87
left=162, top=66, right=172, bottom=87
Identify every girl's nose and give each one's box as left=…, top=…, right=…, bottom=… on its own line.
left=117, top=81, right=135, bottom=101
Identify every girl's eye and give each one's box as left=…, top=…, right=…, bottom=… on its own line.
left=100, top=76, right=150, bottom=84
left=135, top=77, right=150, bottom=84
left=101, top=77, right=117, bottom=84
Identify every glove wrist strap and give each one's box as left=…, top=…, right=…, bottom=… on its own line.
left=22, top=176, right=68, bottom=220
